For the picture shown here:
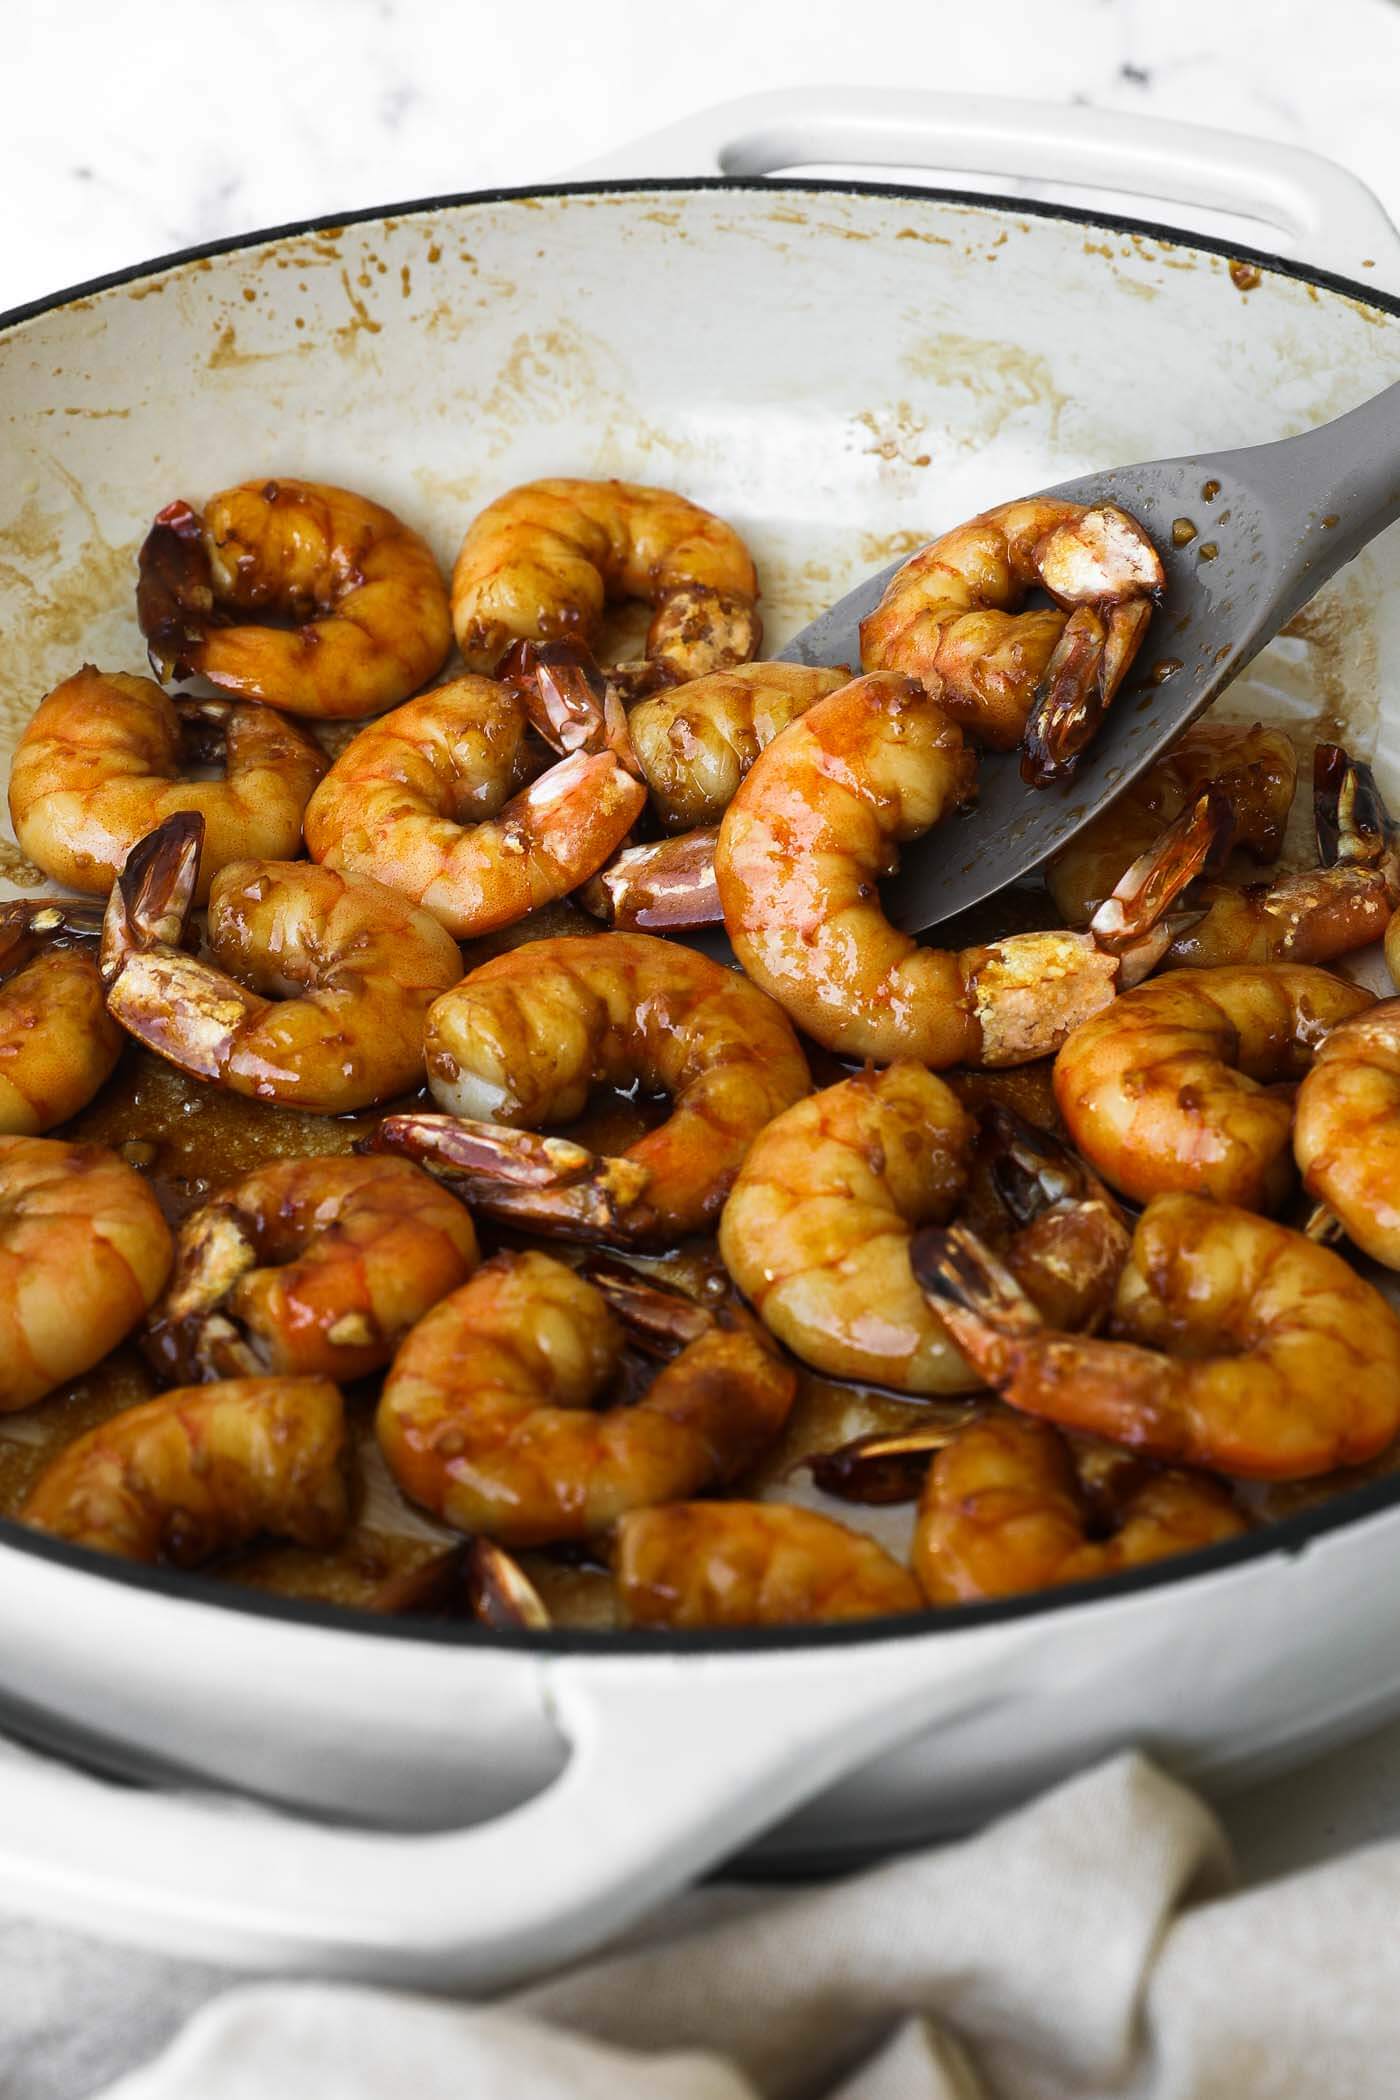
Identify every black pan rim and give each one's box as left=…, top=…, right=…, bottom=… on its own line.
left=1, top=169, right=1398, bottom=1658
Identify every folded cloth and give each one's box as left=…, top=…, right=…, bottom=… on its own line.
left=9, top=1750, right=1400, bottom=2100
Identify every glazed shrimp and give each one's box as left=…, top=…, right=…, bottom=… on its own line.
left=717, top=1064, right=1122, bottom=1394
left=1295, top=998, right=1400, bottom=1269
left=7, top=667, right=326, bottom=899
left=145, top=1155, right=480, bottom=1385
left=100, top=812, right=462, bottom=1113
left=1047, top=720, right=1297, bottom=924
left=22, top=1377, right=347, bottom=1563
left=859, top=497, right=1164, bottom=782
left=913, top=1412, right=1245, bottom=1603
left=0, top=1136, right=172, bottom=1409
left=0, top=899, right=121, bottom=1132
left=302, top=675, right=645, bottom=938
left=1161, top=746, right=1400, bottom=970
left=377, top=1250, right=796, bottom=1544
left=137, top=479, right=452, bottom=719
left=914, top=1195, right=1400, bottom=1479
left=450, top=478, right=761, bottom=681
left=715, top=672, right=1208, bottom=1068
left=616, top=1502, right=922, bottom=1627
left=376, top=932, right=809, bottom=1243
left=1054, top=964, right=1373, bottom=1208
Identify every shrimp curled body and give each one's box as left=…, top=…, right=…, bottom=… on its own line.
left=916, top=1196, right=1400, bottom=1479
left=1054, top=965, right=1373, bottom=1208
left=302, top=675, right=645, bottom=938
left=8, top=668, right=326, bottom=899
left=616, top=1502, right=922, bottom=1627
left=0, top=902, right=121, bottom=1133
left=146, top=1155, right=480, bottom=1385
left=716, top=672, right=1187, bottom=1068
left=914, top=1412, right=1245, bottom=1603
left=137, top=480, right=452, bottom=719
left=0, top=1136, right=173, bottom=1409
left=1295, top=997, right=1400, bottom=1269
left=101, top=813, right=462, bottom=1113
left=451, top=478, right=761, bottom=682
left=23, top=1377, right=347, bottom=1563
left=384, top=931, right=810, bottom=1244
left=377, top=1250, right=796, bottom=1545
left=627, top=663, right=848, bottom=831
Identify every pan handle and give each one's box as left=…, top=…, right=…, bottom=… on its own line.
left=567, top=88, right=1400, bottom=287
left=0, top=1628, right=1033, bottom=1987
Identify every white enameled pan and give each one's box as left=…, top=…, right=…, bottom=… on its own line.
left=0, top=90, right=1399, bottom=1985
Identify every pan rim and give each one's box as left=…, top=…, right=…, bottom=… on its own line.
left=2, top=170, right=1397, bottom=1656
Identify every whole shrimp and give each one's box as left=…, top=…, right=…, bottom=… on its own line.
left=0, top=1136, right=172, bottom=1409
left=302, top=675, right=645, bottom=939
left=0, top=898, right=121, bottom=1132
left=914, top=1195, right=1400, bottom=1479
left=145, top=1155, right=480, bottom=1385
left=859, top=496, right=1164, bottom=783
left=377, top=1250, right=796, bottom=1545
left=100, top=812, right=462, bottom=1113
left=913, top=1412, right=1245, bottom=1603
left=451, top=477, right=761, bottom=681
left=137, top=479, right=452, bottom=719
left=718, top=1064, right=1128, bottom=1394
left=1295, top=997, right=1400, bottom=1269
left=1047, top=719, right=1297, bottom=924
left=375, top=931, right=810, bottom=1244
left=615, top=1502, right=922, bottom=1627
left=8, top=667, right=326, bottom=899
left=715, top=672, right=1212, bottom=1068
left=1054, top=964, right=1373, bottom=1208
left=22, top=1376, right=347, bottom=1563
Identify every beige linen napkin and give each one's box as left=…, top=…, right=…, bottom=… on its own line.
left=6, top=1749, right=1384, bottom=2100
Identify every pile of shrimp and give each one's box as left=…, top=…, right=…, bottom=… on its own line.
left=7, top=460, right=1400, bottom=1632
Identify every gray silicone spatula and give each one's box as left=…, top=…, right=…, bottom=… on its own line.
left=778, top=379, right=1400, bottom=934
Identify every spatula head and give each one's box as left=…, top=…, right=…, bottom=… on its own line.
left=778, top=458, right=1281, bottom=934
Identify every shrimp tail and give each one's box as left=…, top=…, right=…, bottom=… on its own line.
left=910, top=1222, right=1045, bottom=1381
left=982, top=1105, right=1094, bottom=1223
left=1088, top=788, right=1230, bottom=985
left=136, top=498, right=217, bottom=682
left=580, top=1256, right=716, bottom=1352
left=367, top=1111, right=654, bottom=1241
left=1020, top=598, right=1154, bottom=787
left=1315, top=742, right=1398, bottom=872
left=142, top=1200, right=263, bottom=1383
left=100, top=810, right=204, bottom=983
left=578, top=826, right=724, bottom=932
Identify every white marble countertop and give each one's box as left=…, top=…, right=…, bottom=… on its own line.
left=8, top=0, right=1400, bottom=1937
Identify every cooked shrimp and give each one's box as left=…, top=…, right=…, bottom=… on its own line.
left=718, top=1062, right=977, bottom=1394
left=145, top=1155, right=480, bottom=1385
left=1162, top=745, right=1400, bottom=970
left=1295, top=998, right=1400, bottom=1269
left=717, top=1065, right=1123, bottom=1395
left=22, top=1376, right=347, bottom=1563
left=7, top=668, right=326, bottom=899
left=510, top=651, right=849, bottom=832
left=859, top=497, right=1163, bottom=782
left=377, top=1250, right=795, bottom=1544
left=0, top=1135, right=172, bottom=1409
left=376, top=932, right=809, bottom=1243
left=0, top=900, right=121, bottom=1132
left=715, top=672, right=1207, bottom=1067
left=137, top=479, right=452, bottom=719
left=1047, top=720, right=1297, bottom=923
left=616, top=1502, right=922, bottom=1627
left=1054, top=964, right=1373, bottom=1208
left=450, top=478, right=761, bottom=680
left=100, top=812, right=462, bottom=1113
left=913, top=1412, right=1245, bottom=1603
left=301, top=675, right=645, bottom=939
left=914, top=1195, right=1400, bottom=1479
